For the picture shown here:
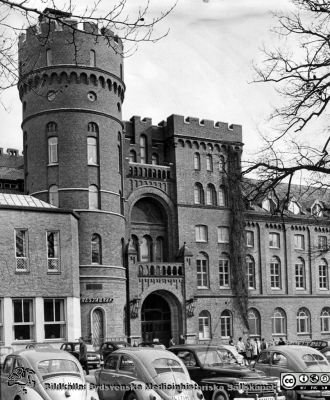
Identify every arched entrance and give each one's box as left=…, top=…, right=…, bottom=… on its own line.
left=141, top=291, right=182, bottom=347
left=91, top=308, right=104, bottom=347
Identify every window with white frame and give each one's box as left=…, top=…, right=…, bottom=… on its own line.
left=318, top=236, right=328, bottom=250
left=89, top=185, right=99, bottom=209
left=15, top=229, right=28, bottom=271
left=91, top=233, right=102, bottom=264
left=269, top=232, right=280, bottom=248
left=288, top=201, right=300, bottom=215
left=297, top=307, right=311, bottom=334
left=220, top=310, right=232, bottom=338
left=248, top=308, right=261, bottom=336
left=196, top=253, right=209, bottom=288
left=87, top=137, right=98, bottom=165
left=44, top=299, right=66, bottom=339
left=270, top=256, right=281, bottom=289
left=246, top=231, right=254, bottom=247
left=319, top=259, right=328, bottom=289
left=219, top=257, right=230, bottom=288
left=48, top=137, right=58, bottom=164
left=219, top=155, right=226, bottom=172
left=206, top=154, right=213, bottom=171
left=49, top=185, right=59, bottom=207
left=321, top=307, right=330, bottom=333
left=13, top=299, right=34, bottom=340
left=194, top=183, right=204, bottom=204
left=218, top=186, right=227, bottom=206
left=272, top=308, right=286, bottom=335
left=198, top=310, right=211, bottom=340
left=217, top=226, right=229, bottom=243
left=295, top=258, right=305, bottom=289
left=194, top=153, right=201, bottom=170
left=294, top=234, right=305, bottom=250
left=47, top=231, right=60, bottom=272
left=246, top=256, right=256, bottom=289
left=206, top=184, right=217, bottom=205
left=195, top=225, right=208, bottom=242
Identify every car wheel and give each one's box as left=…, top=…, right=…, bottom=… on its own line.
left=126, top=392, right=138, bottom=400
left=213, top=389, right=229, bottom=400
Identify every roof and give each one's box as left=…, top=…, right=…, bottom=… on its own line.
left=267, top=345, right=321, bottom=355
left=13, top=348, right=77, bottom=363
left=0, top=193, right=56, bottom=209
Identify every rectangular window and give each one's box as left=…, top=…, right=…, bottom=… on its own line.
left=294, top=235, right=305, bottom=250
left=15, top=229, right=28, bottom=272
left=270, top=261, right=281, bottom=289
left=247, top=260, right=255, bottom=289
left=217, top=227, right=229, bottom=243
left=197, top=259, right=208, bottom=288
left=0, top=299, right=3, bottom=343
left=246, top=231, right=254, bottom=247
left=319, top=264, right=328, bottom=289
left=44, top=299, right=66, bottom=339
left=219, top=259, right=230, bottom=288
left=295, top=263, right=305, bottom=289
left=48, top=137, right=58, bottom=164
left=195, top=225, right=208, bottom=242
left=47, top=231, right=60, bottom=272
left=318, top=236, right=328, bottom=250
left=87, top=137, right=98, bottom=164
left=13, top=299, right=34, bottom=341
left=199, top=317, right=210, bottom=339
left=269, top=232, right=280, bottom=248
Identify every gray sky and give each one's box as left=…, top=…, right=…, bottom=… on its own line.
left=0, top=0, right=292, bottom=155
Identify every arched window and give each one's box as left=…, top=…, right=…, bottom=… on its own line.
left=321, top=307, right=330, bottom=333
left=295, top=257, right=306, bottom=289
left=270, top=256, right=281, bottom=289
left=129, top=150, right=137, bottom=163
left=48, top=137, right=58, bottom=164
left=131, top=235, right=139, bottom=261
left=219, top=155, right=226, bottom=172
left=272, top=308, right=286, bottom=335
left=220, top=310, right=232, bottom=338
left=46, top=49, right=52, bottom=66
left=90, top=50, right=96, bottom=67
left=206, top=154, right=213, bottom=171
left=319, top=259, right=328, bottom=289
left=155, top=237, right=164, bottom=262
left=87, top=137, right=98, bottom=165
left=140, top=235, right=152, bottom=262
left=248, top=308, right=260, bottom=336
left=199, top=310, right=211, bottom=340
left=297, top=307, right=311, bottom=334
left=194, top=183, right=204, bottom=204
left=49, top=185, right=59, bottom=207
left=87, top=122, right=99, bottom=133
left=196, top=252, right=209, bottom=288
left=194, top=153, right=201, bottom=170
left=46, top=122, right=57, bottom=133
left=89, top=185, right=99, bottom=209
left=246, top=255, right=256, bottom=289
left=151, top=153, right=159, bottom=165
left=91, top=234, right=102, bottom=264
left=140, top=135, right=147, bottom=163
left=218, top=186, right=227, bottom=206
left=206, top=184, right=217, bottom=206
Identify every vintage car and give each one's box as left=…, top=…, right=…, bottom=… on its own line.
left=60, top=342, right=101, bottom=368
left=94, top=347, right=205, bottom=400
left=169, top=345, right=284, bottom=400
left=308, top=339, right=330, bottom=351
left=25, top=343, right=54, bottom=350
left=0, top=348, right=99, bottom=400
left=254, top=345, right=330, bottom=400
left=99, top=341, right=130, bottom=361
left=0, top=346, right=14, bottom=367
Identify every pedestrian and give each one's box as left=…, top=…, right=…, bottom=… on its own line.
left=252, top=338, right=259, bottom=360
left=169, top=337, right=175, bottom=347
left=236, top=337, right=246, bottom=360
left=278, top=337, right=286, bottom=345
left=79, top=337, right=89, bottom=375
left=179, top=334, right=185, bottom=344
left=260, top=338, right=268, bottom=351
left=229, top=336, right=234, bottom=346
left=245, top=338, right=253, bottom=365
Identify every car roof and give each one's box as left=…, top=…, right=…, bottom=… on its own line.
left=10, top=348, right=77, bottom=363
left=170, top=344, right=218, bottom=350
left=265, top=345, right=322, bottom=355
left=103, top=341, right=128, bottom=345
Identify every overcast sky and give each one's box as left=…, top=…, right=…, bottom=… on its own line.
left=0, top=0, right=293, bottom=155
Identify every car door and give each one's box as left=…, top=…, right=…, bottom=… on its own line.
left=268, top=351, right=291, bottom=377
left=115, top=354, right=139, bottom=398
left=174, top=350, right=205, bottom=383
left=255, top=351, right=271, bottom=375
left=98, top=354, right=120, bottom=400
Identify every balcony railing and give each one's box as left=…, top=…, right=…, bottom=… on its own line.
left=128, top=162, right=172, bottom=180
left=138, top=262, right=183, bottom=277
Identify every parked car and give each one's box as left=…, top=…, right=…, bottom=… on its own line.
left=308, top=339, right=330, bottom=350
left=25, top=343, right=54, bottom=350
left=320, top=346, right=330, bottom=363
left=254, top=345, right=330, bottom=400
left=0, top=346, right=14, bottom=367
left=0, top=348, right=99, bottom=399
left=94, top=346, right=205, bottom=400
left=138, top=341, right=166, bottom=349
left=99, top=341, right=130, bottom=362
left=60, top=341, right=101, bottom=368
left=217, top=345, right=245, bottom=365
left=169, top=344, right=284, bottom=400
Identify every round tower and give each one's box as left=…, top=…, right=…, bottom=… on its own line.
left=18, top=9, right=127, bottom=342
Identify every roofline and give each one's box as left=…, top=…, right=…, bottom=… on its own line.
left=0, top=205, right=79, bottom=219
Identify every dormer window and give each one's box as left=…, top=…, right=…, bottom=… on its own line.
left=312, top=202, right=323, bottom=217
left=288, top=200, right=301, bottom=215
left=262, top=197, right=276, bottom=213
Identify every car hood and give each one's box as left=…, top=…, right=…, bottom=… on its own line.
left=41, top=375, right=88, bottom=400
left=152, top=372, right=196, bottom=398
left=204, top=363, right=263, bottom=378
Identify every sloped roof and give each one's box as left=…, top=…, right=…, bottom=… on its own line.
left=0, top=193, right=56, bottom=209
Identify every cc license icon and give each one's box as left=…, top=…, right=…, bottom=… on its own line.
left=321, top=374, right=330, bottom=384
left=310, top=374, right=319, bottom=384
left=299, top=374, right=308, bottom=384
left=282, top=374, right=296, bottom=389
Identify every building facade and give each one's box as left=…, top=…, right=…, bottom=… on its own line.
left=0, top=9, right=329, bottom=349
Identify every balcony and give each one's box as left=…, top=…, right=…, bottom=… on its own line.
left=128, top=162, right=172, bottom=180
left=137, top=262, right=184, bottom=292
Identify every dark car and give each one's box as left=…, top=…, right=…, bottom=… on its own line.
left=169, top=345, right=284, bottom=400
left=309, top=339, right=330, bottom=350
left=254, top=345, right=330, bottom=400
left=99, top=341, right=130, bottom=362
left=25, top=343, right=54, bottom=350
left=60, top=341, right=101, bottom=368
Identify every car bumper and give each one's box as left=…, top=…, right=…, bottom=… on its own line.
left=233, top=396, right=286, bottom=400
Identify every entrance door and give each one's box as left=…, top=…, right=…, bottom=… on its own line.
left=141, top=294, right=171, bottom=346
left=92, top=308, right=104, bottom=347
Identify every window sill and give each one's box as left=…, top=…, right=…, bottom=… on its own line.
left=218, top=241, right=229, bottom=244
left=269, top=246, right=280, bottom=249
left=196, top=241, right=208, bottom=243
left=88, top=163, right=99, bottom=167
left=197, top=286, right=210, bottom=290
left=219, top=286, right=231, bottom=289
left=47, top=163, right=59, bottom=167
left=270, top=287, right=282, bottom=290
left=47, top=271, right=61, bottom=275
left=15, top=270, right=30, bottom=274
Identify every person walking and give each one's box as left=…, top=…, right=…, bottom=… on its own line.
left=79, top=337, right=89, bottom=375
left=252, top=338, right=259, bottom=360
left=260, top=338, right=268, bottom=351
left=278, top=337, right=286, bottom=345
left=236, top=337, right=246, bottom=360
left=245, top=338, right=253, bottom=365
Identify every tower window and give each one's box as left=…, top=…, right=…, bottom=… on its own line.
left=87, top=137, right=98, bottom=165
left=46, top=49, right=52, bottom=66
left=91, top=234, right=102, bottom=264
left=89, top=185, right=100, bottom=209
left=48, top=137, right=58, bottom=164
left=90, top=50, right=96, bottom=67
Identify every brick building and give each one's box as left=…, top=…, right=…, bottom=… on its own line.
left=1, top=9, right=329, bottom=348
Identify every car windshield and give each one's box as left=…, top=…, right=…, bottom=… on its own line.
left=196, top=350, right=224, bottom=366
left=152, top=358, right=185, bottom=375
left=302, top=353, right=328, bottom=367
left=37, top=359, right=80, bottom=378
